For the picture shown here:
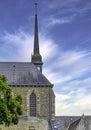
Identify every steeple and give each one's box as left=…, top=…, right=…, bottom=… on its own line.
left=31, top=3, right=43, bottom=72
left=34, top=3, right=39, bottom=55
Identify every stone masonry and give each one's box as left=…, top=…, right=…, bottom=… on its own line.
left=12, top=86, right=55, bottom=120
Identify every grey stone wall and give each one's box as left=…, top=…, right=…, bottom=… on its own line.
left=0, top=117, right=48, bottom=130
left=12, top=86, right=55, bottom=120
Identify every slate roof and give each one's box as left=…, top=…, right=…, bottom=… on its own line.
left=49, top=116, right=91, bottom=130
left=0, top=62, right=52, bottom=86
left=68, top=118, right=81, bottom=130
left=53, top=116, right=80, bottom=129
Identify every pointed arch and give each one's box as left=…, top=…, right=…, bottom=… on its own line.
left=30, top=92, right=36, bottom=116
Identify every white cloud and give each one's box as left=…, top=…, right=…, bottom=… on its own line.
left=40, top=36, right=59, bottom=61
left=44, top=0, right=91, bottom=27
left=55, top=86, right=91, bottom=116
left=0, top=31, right=33, bottom=61
left=55, top=77, right=91, bottom=115
left=48, top=0, right=80, bottom=9
left=43, top=49, right=91, bottom=85
left=46, top=17, right=70, bottom=26
left=0, top=30, right=91, bottom=116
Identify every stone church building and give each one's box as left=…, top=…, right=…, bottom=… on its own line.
left=0, top=6, right=55, bottom=130
left=0, top=5, right=91, bottom=130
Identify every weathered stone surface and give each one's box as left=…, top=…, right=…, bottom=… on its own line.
left=0, top=117, right=48, bottom=130
left=12, top=86, right=55, bottom=120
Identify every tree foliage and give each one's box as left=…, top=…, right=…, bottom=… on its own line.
left=0, top=75, right=23, bottom=126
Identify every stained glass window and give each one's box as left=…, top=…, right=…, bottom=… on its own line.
left=30, top=92, right=36, bottom=116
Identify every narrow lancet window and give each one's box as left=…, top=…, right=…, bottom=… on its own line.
left=30, top=92, right=36, bottom=116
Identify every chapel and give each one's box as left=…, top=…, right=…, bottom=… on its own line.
left=0, top=4, right=55, bottom=122
left=1, top=4, right=90, bottom=130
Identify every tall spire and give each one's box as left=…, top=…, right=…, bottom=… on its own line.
left=34, top=3, right=39, bottom=54
left=31, top=3, right=43, bottom=72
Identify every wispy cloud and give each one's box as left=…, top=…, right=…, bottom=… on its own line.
left=56, top=92, right=91, bottom=116
left=44, top=49, right=91, bottom=85
left=0, top=31, right=33, bottom=61
left=45, top=16, right=73, bottom=27
left=0, top=30, right=91, bottom=115
left=48, top=0, right=91, bottom=13
left=55, top=77, right=91, bottom=115
left=42, top=0, right=91, bottom=27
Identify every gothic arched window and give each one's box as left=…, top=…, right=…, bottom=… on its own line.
left=30, top=92, right=36, bottom=116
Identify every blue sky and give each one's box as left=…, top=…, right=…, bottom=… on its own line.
left=0, top=0, right=91, bottom=116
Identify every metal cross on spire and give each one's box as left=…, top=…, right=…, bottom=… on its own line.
left=35, top=3, right=38, bottom=15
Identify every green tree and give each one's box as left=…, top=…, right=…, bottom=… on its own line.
left=0, top=75, right=23, bottom=126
